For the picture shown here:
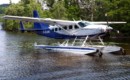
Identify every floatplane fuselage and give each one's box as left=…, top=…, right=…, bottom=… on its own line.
left=3, top=10, right=118, bottom=39
left=33, top=21, right=112, bottom=39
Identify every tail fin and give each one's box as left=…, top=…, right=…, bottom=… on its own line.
left=20, top=21, right=25, bottom=33
left=33, top=10, right=49, bottom=30
left=33, top=10, right=39, bottom=18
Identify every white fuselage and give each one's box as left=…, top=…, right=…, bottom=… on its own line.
left=49, top=21, right=112, bottom=36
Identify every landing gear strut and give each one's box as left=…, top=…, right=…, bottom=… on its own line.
left=120, top=48, right=126, bottom=55
left=96, top=49, right=103, bottom=57
left=98, top=51, right=103, bottom=57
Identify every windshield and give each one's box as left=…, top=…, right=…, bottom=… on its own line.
left=78, top=21, right=90, bottom=27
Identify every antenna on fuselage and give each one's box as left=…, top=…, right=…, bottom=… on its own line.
left=80, top=18, right=83, bottom=21
left=105, top=13, right=109, bottom=26
left=73, top=18, right=75, bottom=21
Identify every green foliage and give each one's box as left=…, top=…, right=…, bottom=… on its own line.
left=66, top=3, right=80, bottom=20
left=3, top=0, right=43, bottom=31
left=0, top=7, right=5, bottom=14
left=64, top=0, right=81, bottom=20
left=51, top=1, right=67, bottom=19
left=0, top=4, right=9, bottom=22
left=0, top=4, right=9, bottom=14
left=107, top=0, right=130, bottom=34
left=94, top=0, right=111, bottom=20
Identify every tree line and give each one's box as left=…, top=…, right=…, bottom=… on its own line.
left=2, top=0, right=130, bottom=36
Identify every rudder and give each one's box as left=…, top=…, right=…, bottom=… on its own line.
left=33, top=10, right=49, bottom=30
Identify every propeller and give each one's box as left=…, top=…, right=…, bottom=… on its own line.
left=117, top=30, right=120, bottom=34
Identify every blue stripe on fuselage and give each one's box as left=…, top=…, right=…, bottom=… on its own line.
left=38, top=45, right=95, bottom=50
left=36, top=29, right=106, bottom=39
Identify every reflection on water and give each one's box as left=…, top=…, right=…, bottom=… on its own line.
left=0, top=23, right=130, bottom=80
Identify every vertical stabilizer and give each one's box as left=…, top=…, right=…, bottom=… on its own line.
left=33, top=10, right=49, bottom=30
left=33, top=10, right=39, bottom=18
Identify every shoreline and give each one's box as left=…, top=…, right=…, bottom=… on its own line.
left=111, top=37, right=130, bottom=39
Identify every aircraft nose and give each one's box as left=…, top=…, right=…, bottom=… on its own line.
left=107, top=26, right=113, bottom=30
left=106, top=26, right=113, bottom=32
left=102, top=26, right=112, bottom=39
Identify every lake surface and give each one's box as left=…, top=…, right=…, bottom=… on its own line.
left=0, top=23, right=130, bottom=80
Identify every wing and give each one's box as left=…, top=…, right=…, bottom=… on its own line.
left=3, top=15, right=127, bottom=25
left=2, top=15, right=76, bottom=26
left=89, top=21, right=127, bottom=25
left=3, top=15, right=54, bottom=24
left=2, top=15, right=77, bottom=35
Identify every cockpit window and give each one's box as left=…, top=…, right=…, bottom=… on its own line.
left=78, top=22, right=86, bottom=27
left=55, top=28, right=58, bottom=31
left=78, top=21, right=90, bottom=27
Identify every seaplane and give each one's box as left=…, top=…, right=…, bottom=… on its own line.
left=2, top=10, right=126, bottom=56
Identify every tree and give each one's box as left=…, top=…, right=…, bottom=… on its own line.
left=107, top=0, right=130, bottom=35
left=64, top=0, right=81, bottom=20
left=45, top=0, right=55, bottom=8
left=51, top=0, right=67, bottom=19
left=3, top=0, right=43, bottom=31
left=4, top=4, right=24, bottom=31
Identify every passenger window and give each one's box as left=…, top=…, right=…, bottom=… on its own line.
left=63, top=26, right=67, bottom=30
left=69, top=25, right=73, bottom=29
left=55, top=28, right=58, bottom=31
left=52, top=29, right=54, bottom=32
left=59, top=27, right=61, bottom=30
left=74, top=25, right=79, bottom=29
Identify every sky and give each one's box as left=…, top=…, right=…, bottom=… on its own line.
left=0, top=0, right=20, bottom=4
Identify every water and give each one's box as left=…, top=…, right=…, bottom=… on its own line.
left=0, top=23, right=130, bottom=80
